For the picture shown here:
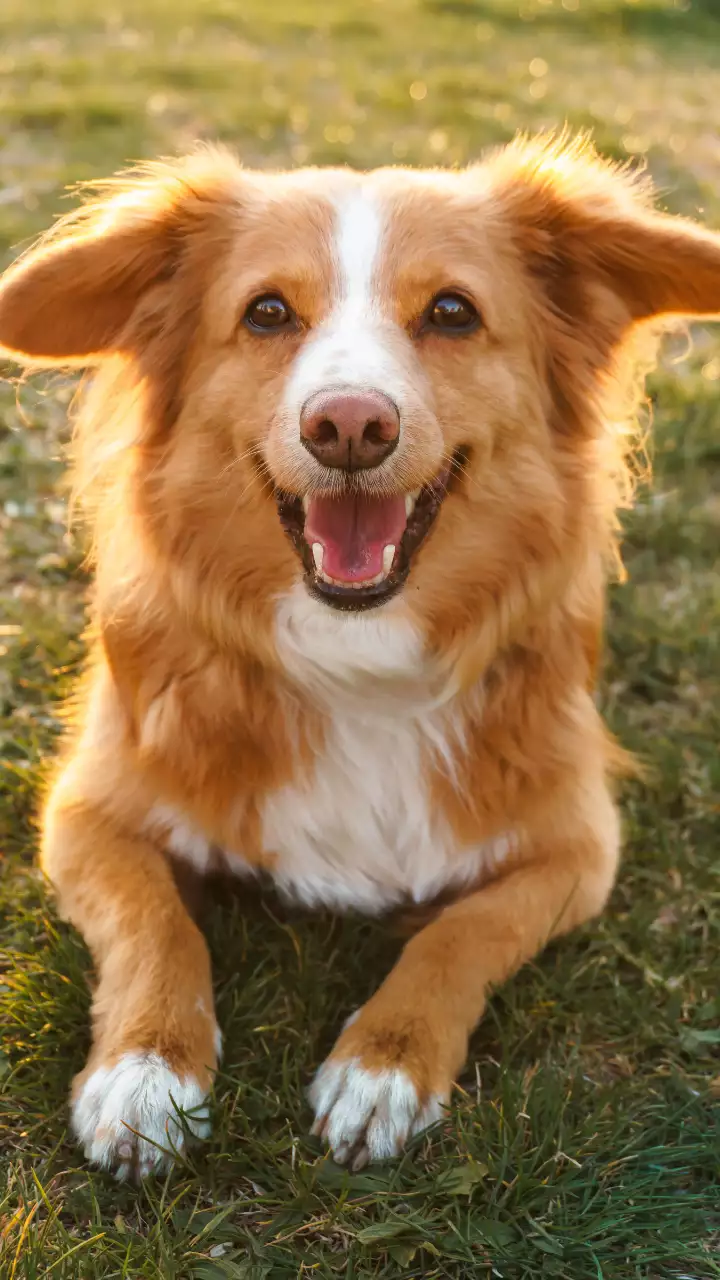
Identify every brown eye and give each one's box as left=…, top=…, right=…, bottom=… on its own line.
left=244, top=294, right=295, bottom=332
left=427, top=292, right=480, bottom=333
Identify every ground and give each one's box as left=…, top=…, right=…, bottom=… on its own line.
left=0, top=1, right=719, bottom=1277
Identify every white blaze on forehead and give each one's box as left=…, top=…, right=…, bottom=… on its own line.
left=335, top=188, right=383, bottom=319
left=282, top=188, right=416, bottom=412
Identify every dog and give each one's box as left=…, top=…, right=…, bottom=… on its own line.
left=1, top=133, right=718, bottom=1179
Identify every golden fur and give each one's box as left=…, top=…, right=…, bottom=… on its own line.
left=2, top=133, right=719, bottom=1173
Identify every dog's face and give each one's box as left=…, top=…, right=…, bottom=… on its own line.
left=191, top=165, right=552, bottom=622
left=2, top=138, right=720, bottom=653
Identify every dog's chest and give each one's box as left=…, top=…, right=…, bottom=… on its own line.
left=256, top=704, right=471, bottom=912
left=155, top=595, right=510, bottom=913
left=238, top=591, right=508, bottom=912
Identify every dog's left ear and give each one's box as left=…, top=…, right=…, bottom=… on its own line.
left=490, top=133, right=720, bottom=325
left=0, top=148, right=239, bottom=365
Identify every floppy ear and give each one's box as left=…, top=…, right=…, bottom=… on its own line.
left=490, top=132, right=720, bottom=325
left=0, top=149, right=239, bottom=365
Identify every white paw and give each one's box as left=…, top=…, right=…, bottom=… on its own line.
left=72, top=1052, right=211, bottom=1179
left=309, top=1056, right=444, bottom=1170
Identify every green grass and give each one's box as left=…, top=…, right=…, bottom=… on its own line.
left=1, top=0, right=719, bottom=1275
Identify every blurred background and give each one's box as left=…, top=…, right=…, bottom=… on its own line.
left=1, top=3, right=719, bottom=1277
left=1, top=0, right=720, bottom=240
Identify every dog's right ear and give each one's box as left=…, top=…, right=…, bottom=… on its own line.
left=488, top=132, right=720, bottom=325
left=0, top=150, right=239, bottom=365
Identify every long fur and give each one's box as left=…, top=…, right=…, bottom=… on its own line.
left=1, top=133, right=719, bottom=1173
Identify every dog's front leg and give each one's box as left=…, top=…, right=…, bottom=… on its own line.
left=43, top=780, right=219, bottom=1179
left=310, top=781, right=620, bottom=1169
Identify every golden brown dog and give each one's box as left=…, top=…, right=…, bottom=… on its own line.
left=1, top=133, right=718, bottom=1177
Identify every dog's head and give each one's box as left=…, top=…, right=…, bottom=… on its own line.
left=1, top=136, right=719, bottom=662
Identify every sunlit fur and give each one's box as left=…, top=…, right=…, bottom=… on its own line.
left=2, top=133, right=720, bottom=1172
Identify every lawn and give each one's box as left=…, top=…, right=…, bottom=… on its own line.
left=1, top=0, right=719, bottom=1276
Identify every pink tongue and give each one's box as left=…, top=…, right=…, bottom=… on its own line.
left=305, top=492, right=407, bottom=583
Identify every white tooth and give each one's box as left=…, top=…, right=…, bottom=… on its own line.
left=382, top=545, right=396, bottom=577
left=312, top=543, right=324, bottom=572
left=405, top=494, right=415, bottom=518
left=302, top=495, right=310, bottom=514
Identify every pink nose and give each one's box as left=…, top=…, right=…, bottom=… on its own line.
left=299, top=389, right=400, bottom=470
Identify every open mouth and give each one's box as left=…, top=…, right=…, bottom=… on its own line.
left=276, top=451, right=465, bottom=611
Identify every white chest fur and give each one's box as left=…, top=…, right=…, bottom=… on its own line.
left=252, top=590, right=509, bottom=912
left=152, top=590, right=512, bottom=913
left=261, top=691, right=473, bottom=912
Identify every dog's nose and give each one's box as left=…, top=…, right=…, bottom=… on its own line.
left=300, top=389, right=400, bottom=470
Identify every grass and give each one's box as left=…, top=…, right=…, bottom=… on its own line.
left=1, top=0, right=719, bottom=1275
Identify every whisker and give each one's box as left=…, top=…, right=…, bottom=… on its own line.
left=217, top=444, right=267, bottom=481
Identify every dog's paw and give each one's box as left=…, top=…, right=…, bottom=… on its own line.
left=309, top=1055, right=445, bottom=1170
left=72, top=1051, right=211, bottom=1179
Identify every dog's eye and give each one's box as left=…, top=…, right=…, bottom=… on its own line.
left=427, top=293, right=480, bottom=333
left=244, top=294, right=295, bottom=332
